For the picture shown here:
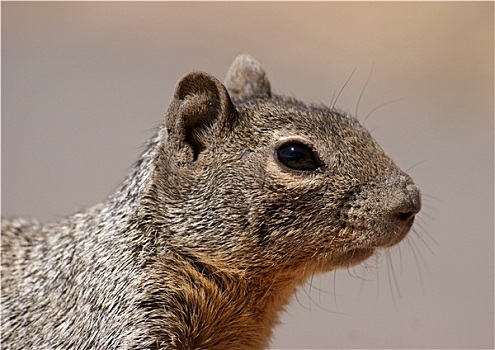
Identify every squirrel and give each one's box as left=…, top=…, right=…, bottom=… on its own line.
left=1, top=54, right=421, bottom=349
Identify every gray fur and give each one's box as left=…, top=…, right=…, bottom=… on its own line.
left=1, top=54, right=421, bottom=349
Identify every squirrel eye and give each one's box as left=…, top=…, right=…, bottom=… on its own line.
left=277, top=142, right=321, bottom=171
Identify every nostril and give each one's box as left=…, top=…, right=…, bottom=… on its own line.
left=396, top=210, right=415, bottom=222
left=392, top=184, right=421, bottom=222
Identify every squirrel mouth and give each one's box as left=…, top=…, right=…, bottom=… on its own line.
left=321, top=215, right=416, bottom=270
left=376, top=215, right=416, bottom=248
left=330, top=248, right=376, bottom=268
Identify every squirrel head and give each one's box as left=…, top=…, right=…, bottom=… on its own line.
left=144, top=54, right=421, bottom=280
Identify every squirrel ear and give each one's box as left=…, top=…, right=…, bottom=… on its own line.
left=166, top=72, right=236, bottom=164
left=225, top=54, right=271, bottom=100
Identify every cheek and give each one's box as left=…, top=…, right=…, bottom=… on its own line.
left=262, top=159, right=326, bottom=197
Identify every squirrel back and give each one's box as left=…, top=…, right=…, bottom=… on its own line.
left=1, top=55, right=421, bottom=349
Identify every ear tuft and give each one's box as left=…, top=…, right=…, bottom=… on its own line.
left=166, top=72, right=236, bottom=165
left=225, top=54, right=271, bottom=101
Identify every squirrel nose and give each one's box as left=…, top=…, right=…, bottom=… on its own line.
left=393, top=183, right=421, bottom=222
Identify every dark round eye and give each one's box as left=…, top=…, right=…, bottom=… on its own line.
left=276, top=142, right=322, bottom=171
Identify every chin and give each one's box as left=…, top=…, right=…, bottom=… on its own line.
left=319, top=247, right=376, bottom=271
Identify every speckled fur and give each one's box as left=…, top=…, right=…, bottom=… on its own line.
left=1, top=55, right=421, bottom=349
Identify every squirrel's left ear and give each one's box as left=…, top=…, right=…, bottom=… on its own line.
left=166, top=72, right=237, bottom=165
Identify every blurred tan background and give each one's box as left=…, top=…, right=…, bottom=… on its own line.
left=2, top=2, right=493, bottom=349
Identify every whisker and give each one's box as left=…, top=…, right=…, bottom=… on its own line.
left=356, top=261, right=377, bottom=302
left=419, top=202, right=439, bottom=214
left=414, top=220, right=440, bottom=247
left=355, top=64, right=374, bottom=121
left=306, top=282, right=333, bottom=295
left=389, top=251, right=402, bottom=299
left=411, top=227, right=436, bottom=255
left=407, top=236, right=430, bottom=272
left=406, top=238, right=426, bottom=292
left=294, top=287, right=311, bottom=311
left=317, top=269, right=323, bottom=306
left=416, top=215, right=430, bottom=226
left=307, top=265, right=318, bottom=310
left=346, top=264, right=367, bottom=281
left=405, top=158, right=430, bottom=173
left=386, top=251, right=399, bottom=311
left=332, top=68, right=356, bottom=109
left=357, top=269, right=367, bottom=302
left=422, top=193, right=443, bottom=203
left=300, top=275, right=343, bottom=314
left=398, top=244, right=404, bottom=275
left=363, top=98, right=405, bottom=125
left=374, top=252, right=381, bottom=302
left=359, top=260, right=378, bottom=279
left=330, top=91, right=336, bottom=109
left=333, top=270, right=338, bottom=307
left=418, top=210, right=436, bottom=222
